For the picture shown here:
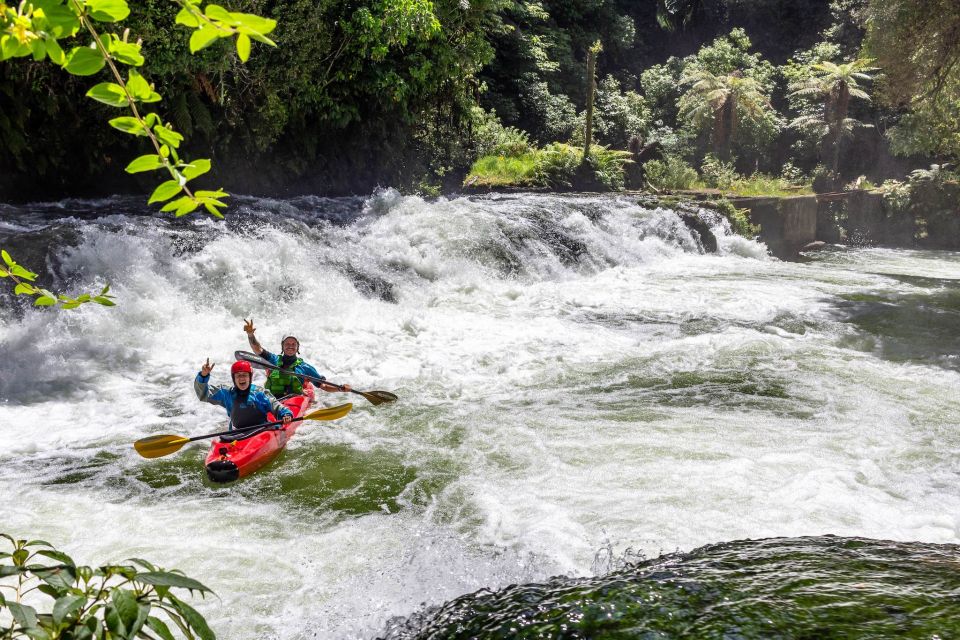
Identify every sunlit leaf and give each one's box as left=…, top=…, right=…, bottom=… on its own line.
left=87, top=0, right=130, bottom=22
left=108, top=116, right=147, bottom=136
left=189, top=25, right=222, bottom=53
left=126, top=154, right=165, bottom=173
left=148, top=180, right=182, bottom=204
left=87, top=82, right=128, bottom=107
left=65, top=46, right=105, bottom=76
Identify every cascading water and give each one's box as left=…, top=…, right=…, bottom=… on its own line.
left=1, top=191, right=958, bottom=638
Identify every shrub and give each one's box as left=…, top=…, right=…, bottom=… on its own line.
left=587, top=146, right=633, bottom=191
left=534, top=143, right=581, bottom=188
left=471, top=108, right=534, bottom=159
left=465, top=153, right=538, bottom=187
left=715, top=198, right=761, bottom=237
left=644, top=156, right=700, bottom=190
left=0, top=535, right=215, bottom=639
left=701, top=154, right=738, bottom=190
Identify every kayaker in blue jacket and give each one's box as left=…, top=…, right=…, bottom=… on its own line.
left=243, top=319, right=351, bottom=398
left=195, top=358, right=293, bottom=431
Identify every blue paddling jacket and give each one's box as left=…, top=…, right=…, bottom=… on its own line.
left=194, top=373, right=292, bottom=430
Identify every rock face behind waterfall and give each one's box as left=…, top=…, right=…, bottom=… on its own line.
left=678, top=210, right=718, bottom=253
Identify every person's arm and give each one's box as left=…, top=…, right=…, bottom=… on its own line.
left=194, top=358, right=227, bottom=405
left=243, top=318, right=265, bottom=356
left=194, top=374, right=228, bottom=406
left=257, top=390, right=293, bottom=422
left=302, top=362, right=351, bottom=393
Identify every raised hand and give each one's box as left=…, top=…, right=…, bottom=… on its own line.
left=243, top=318, right=256, bottom=335
left=201, top=358, right=215, bottom=377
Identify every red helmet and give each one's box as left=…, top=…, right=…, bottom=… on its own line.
left=231, top=360, right=253, bottom=379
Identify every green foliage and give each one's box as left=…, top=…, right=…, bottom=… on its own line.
left=0, top=250, right=115, bottom=309
left=572, top=75, right=651, bottom=149
left=533, top=142, right=581, bottom=188
left=865, top=0, right=960, bottom=158
left=585, top=145, right=632, bottom=190
left=788, top=57, right=877, bottom=174
left=470, top=108, right=533, bottom=158
left=0, top=0, right=277, bottom=218
left=676, top=29, right=781, bottom=162
left=643, top=155, right=701, bottom=191
left=723, top=173, right=812, bottom=197
left=700, top=153, right=737, bottom=189
left=0, top=534, right=214, bottom=639
left=714, top=197, right=761, bottom=237
left=465, top=152, right=538, bottom=187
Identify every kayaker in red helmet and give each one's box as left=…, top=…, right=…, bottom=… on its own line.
left=195, top=358, right=293, bottom=431
left=243, top=318, right=351, bottom=398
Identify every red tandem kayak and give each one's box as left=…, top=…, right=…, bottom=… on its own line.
left=204, top=383, right=315, bottom=483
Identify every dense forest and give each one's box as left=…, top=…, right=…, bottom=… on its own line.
left=1, top=0, right=958, bottom=200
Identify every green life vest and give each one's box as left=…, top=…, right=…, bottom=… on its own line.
left=266, top=357, right=304, bottom=397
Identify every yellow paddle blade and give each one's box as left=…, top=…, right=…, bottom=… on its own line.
left=302, top=403, right=353, bottom=421
left=134, top=434, right=190, bottom=459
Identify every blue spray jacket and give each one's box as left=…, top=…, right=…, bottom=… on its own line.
left=194, top=373, right=292, bottom=429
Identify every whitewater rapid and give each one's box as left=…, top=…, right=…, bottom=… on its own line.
left=1, top=191, right=958, bottom=638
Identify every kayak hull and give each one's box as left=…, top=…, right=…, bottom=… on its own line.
left=204, top=384, right=314, bottom=483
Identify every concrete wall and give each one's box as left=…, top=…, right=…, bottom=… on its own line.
left=729, top=195, right=818, bottom=259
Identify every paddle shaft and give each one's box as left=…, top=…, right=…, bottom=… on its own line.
left=188, top=415, right=301, bottom=443
left=235, top=350, right=392, bottom=402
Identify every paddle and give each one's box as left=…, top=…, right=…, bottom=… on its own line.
left=234, top=350, right=398, bottom=406
left=133, top=403, right=353, bottom=459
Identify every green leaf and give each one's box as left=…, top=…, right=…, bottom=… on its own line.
left=104, top=603, right=124, bottom=637
left=153, top=124, right=184, bottom=149
left=203, top=202, right=224, bottom=217
left=175, top=7, right=200, bottom=27
left=204, top=4, right=234, bottom=23
left=8, top=602, right=38, bottom=629
left=108, top=37, right=144, bottom=66
left=34, top=564, right=77, bottom=589
left=148, top=180, right=182, bottom=204
left=45, top=37, right=66, bottom=65
left=65, top=46, right=105, bottom=76
left=231, top=13, right=276, bottom=35
left=242, top=29, right=276, bottom=47
left=169, top=596, right=215, bottom=640
left=0, top=566, right=24, bottom=577
left=235, top=33, right=250, bottom=62
left=34, top=296, right=57, bottom=307
left=36, top=3, right=81, bottom=37
left=53, top=595, right=86, bottom=625
left=189, top=25, right=222, bottom=53
left=112, top=589, right=140, bottom=632
left=100, top=283, right=111, bottom=295
left=93, top=296, right=117, bottom=306
left=181, top=158, right=211, bottom=180
left=108, top=116, right=147, bottom=136
left=145, top=616, right=176, bottom=640
left=14, top=282, right=36, bottom=295
left=126, top=69, right=160, bottom=102
left=126, top=154, right=164, bottom=174
left=30, top=38, right=46, bottom=61
left=35, top=549, right=73, bottom=564
left=13, top=548, right=28, bottom=565
left=86, top=0, right=130, bottom=22
left=86, top=82, right=128, bottom=107
left=11, top=264, right=38, bottom=280
left=195, top=189, right=228, bottom=198
left=0, top=267, right=8, bottom=277
left=2, top=249, right=14, bottom=267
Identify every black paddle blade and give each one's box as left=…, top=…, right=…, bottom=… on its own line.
left=235, top=350, right=273, bottom=370
left=359, top=390, right=398, bottom=405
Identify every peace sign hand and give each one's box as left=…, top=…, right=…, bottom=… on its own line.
left=243, top=318, right=256, bottom=335
left=201, top=358, right=215, bottom=377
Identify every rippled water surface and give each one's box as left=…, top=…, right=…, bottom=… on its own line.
left=1, top=192, right=958, bottom=638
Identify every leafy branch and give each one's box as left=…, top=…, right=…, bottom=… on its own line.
left=0, top=534, right=216, bottom=639
left=0, top=250, right=115, bottom=308
left=0, top=0, right=277, bottom=307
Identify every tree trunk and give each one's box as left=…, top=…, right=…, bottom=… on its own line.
left=583, top=41, right=600, bottom=162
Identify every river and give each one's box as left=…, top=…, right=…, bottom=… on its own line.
left=1, top=192, right=958, bottom=638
